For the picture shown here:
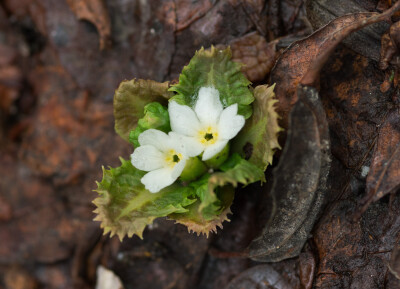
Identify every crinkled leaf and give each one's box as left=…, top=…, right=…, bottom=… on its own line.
left=114, top=79, right=173, bottom=141
left=196, top=153, right=265, bottom=220
left=232, top=85, right=282, bottom=170
left=169, top=46, right=254, bottom=119
left=93, top=158, right=196, bottom=240
left=216, top=153, right=266, bottom=185
left=189, top=174, right=221, bottom=221
left=129, top=102, right=170, bottom=148
left=170, top=154, right=265, bottom=236
left=169, top=187, right=234, bottom=237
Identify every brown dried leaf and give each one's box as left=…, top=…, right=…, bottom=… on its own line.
left=379, top=31, right=398, bottom=70
left=379, top=20, right=400, bottom=70
left=389, top=18, right=400, bottom=50
left=248, top=86, right=330, bottom=262
left=230, top=32, right=278, bottom=82
left=364, top=110, right=400, bottom=205
left=272, top=3, right=400, bottom=128
left=66, top=0, right=111, bottom=50
left=313, top=180, right=400, bottom=288
left=175, top=0, right=214, bottom=32
left=306, top=0, right=390, bottom=62
left=320, top=48, right=389, bottom=169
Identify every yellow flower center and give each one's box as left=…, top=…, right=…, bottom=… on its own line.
left=198, top=126, right=218, bottom=145
left=165, top=149, right=183, bottom=167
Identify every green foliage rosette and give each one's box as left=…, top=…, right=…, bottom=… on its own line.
left=93, top=46, right=281, bottom=240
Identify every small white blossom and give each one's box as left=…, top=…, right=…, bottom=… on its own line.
left=168, top=87, right=245, bottom=161
left=131, top=129, right=201, bottom=193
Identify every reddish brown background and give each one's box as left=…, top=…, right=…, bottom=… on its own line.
left=1, top=1, right=400, bottom=289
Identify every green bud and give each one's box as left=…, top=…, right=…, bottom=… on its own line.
left=180, top=157, right=208, bottom=182
left=129, top=102, right=170, bottom=148
left=205, top=143, right=230, bottom=169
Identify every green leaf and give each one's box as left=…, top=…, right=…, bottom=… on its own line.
left=129, top=102, right=170, bottom=148
left=232, top=84, right=282, bottom=171
left=169, top=186, right=234, bottom=237
left=198, top=153, right=265, bottom=220
left=190, top=174, right=221, bottom=221
left=169, top=154, right=264, bottom=236
left=93, top=158, right=196, bottom=240
left=114, top=79, right=174, bottom=142
left=169, top=46, right=254, bottom=119
left=214, top=153, right=266, bottom=186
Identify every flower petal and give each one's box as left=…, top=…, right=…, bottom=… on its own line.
left=202, top=140, right=228, bottom=161
left=218, top=104, right=245, bottom=140
left=169, top=132, right=204, bottom=157
left=141, top=167, right=176, bottom=193
left=171, top=158, right=187, bottom=179
left=169, top=101, right=201, bottom=136
left=194, top=87, right=223, bottom=126
left=138, top=129, right=171, bottom=152
left=131, top=145, right=164, bottom=171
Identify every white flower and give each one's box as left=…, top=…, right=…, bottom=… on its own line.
left=131, top=129, right=201, bottom=193
left=168, top=87, right=245, bottom=161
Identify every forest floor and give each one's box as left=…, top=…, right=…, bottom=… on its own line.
left=0, top=0, right=400, bottom=289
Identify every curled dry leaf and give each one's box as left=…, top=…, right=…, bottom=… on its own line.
left=66, top=0, right=111, bottom=50
left=379, top=20, right=400, bottom=70
left=389, top=20, right=400, bottom=49
left=379, top=30, right=398, bottom=70
left=248, top=86, right=331, bottom=262
left=306, top=0, right=390, bottom=62
left=362, top=110, right=400, bottom=208
left=272, top=2, right=400, bottom=128
left=170, top=202, right=233, bottom=238
left=230, top=32, right=278, bottom=82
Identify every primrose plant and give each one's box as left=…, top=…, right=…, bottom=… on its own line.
left=93, top=47, right=281, bottom=240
